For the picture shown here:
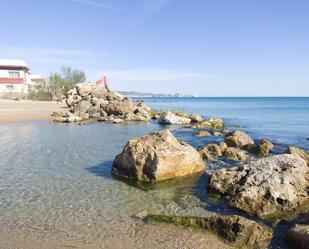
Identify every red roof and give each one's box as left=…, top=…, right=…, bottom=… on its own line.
left=0, top=77, right=24, bottom=84
left=0, top=65, right=28, bottom=70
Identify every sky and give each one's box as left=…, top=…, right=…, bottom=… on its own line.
left=1, top=0, right=308, bottom=96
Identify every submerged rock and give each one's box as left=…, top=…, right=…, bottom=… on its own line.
left=146, top=214, right=272, bottom=249
left=208, top=154, right=309, bottom=219
left=285, top=224, right=309, bottom=249
left=112, top=130, right=205, bottom=181
left=195, top=130, right=211, bottom=137
left=158, top=112, right=191, bottom=125
left=286, top=146, right=309, bottom=165
left=192, top=118, right=224, bottom=129
left=224, top=130, right=254, bottom=148
left=224, top=147, right=247, bottom=161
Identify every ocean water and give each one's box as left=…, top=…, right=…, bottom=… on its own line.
left=0, top=97, right=309, bottom=249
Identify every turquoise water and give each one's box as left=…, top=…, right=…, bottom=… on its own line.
left=1, top=97, right=309, bottom=248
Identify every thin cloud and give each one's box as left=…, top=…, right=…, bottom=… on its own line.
left=70, top=0, right=116, bottom=9
left=0, top=44, right=106, bottom=67
left=101, top=68, right=210, bottom=81
left=142, top=0, right=172, bottom=16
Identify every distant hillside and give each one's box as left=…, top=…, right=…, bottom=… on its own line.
left=118, top=91, right=195, bottom=98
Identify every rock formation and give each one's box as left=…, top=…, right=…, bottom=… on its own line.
left=208, top=154, right=309, bottom=219
left=112, top=130, right=205, bottom=181
left=52, top=83, right=153, bottom=123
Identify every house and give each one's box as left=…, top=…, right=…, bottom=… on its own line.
left=0, top=59, right=43, bottom=96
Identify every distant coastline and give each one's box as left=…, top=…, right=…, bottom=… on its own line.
left=118, top=91, right=196, bottom=98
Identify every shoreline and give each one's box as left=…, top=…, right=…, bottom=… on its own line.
left=0, top=99, right=66, bottom=124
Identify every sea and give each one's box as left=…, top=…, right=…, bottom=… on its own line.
left=0, top=97, right=308, bottom=249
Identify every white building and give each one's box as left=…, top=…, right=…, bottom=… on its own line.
left=0, top=59, right=43, bottom=95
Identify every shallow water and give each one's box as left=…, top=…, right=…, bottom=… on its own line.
left=1, top=97, right=309, bottom=248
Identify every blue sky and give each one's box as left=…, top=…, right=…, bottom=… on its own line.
left=1, top=0, right=308, bottom=96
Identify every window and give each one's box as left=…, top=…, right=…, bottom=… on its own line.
left=8, top=71, right=20, bottom=78
left=6, top=85, right=15, bottom=90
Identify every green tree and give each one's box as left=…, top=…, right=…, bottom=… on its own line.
left=48, top=66, right=86, bottom=99
left=28, top=78, right=52, bottom=101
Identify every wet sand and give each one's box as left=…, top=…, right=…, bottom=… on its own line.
left=0, top=222, right=233, bottom=249
left=0, top=99, right=66, bottom=124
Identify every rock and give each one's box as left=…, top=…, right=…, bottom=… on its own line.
left=285, top=224, right=309, bottom=249
left=53, top=115, right=82, bottom=123
left=219, top=142, right=228, bottom=153
left=243, top=139, right=273, bottom=156
left=224, top=130, right=254, bottom=148
left=51, top=110, right=67, bottom=117
left=75, top=83, right=93, bottom=97
left=66, top=95, right=74, bottom=107
left=224, top=147, right=247, bottom=161
left=195, top=131, right=211, bottom=137
left=91, top=88, right=107, bottom=98
left=146, top=214, right=272, bottom=249
left=74, top=100, right=92, bottom=115
left=190, top=114, right=203, bottom=123
left=192, top=118, right=224, bottom=129
left=125, top=111, right=149, bottom=122
left=208, top=154, right=309, bottom=219
left=174, top=111, right=191, bottom=119
left=112, top=130, right=205, bottom=181
left=286, top=146, right=309, bottom=165
left=102, top=100, right=133, bottom=116
left=158, top=112, right=191, bottom=125
left=199, top=144, right=223, bottom=160
left=90, top=112, right=101, bottom=119
left=212, top=131, right=222, bottom=137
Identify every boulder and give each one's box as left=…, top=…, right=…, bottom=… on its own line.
left=245, top=139, right=273, bottom=156
left=198, top=144, right=223, bottom=161
left=146, top=214, right=273, bottom=249
left=191, top=118, right=224, bottom=129
left=112, top=130, right=205, bottom=181
left=286, top=146, right=309, bottom=165
left=285, top=224, right=309, bottom=249
left=190, top=114, right=203, bottom=123
left=224, top=130, right=254, bottom=148
left=195, top=131, right=211, bottom=137
left=158, top=112, right=191, bottom=125
left=74, top=100, right=92, bottom=115
left=208, top=154, right=309, bottom=218
left=102, top=99, right=133, bottom=115
left=224, top=147, right=247, bottom=161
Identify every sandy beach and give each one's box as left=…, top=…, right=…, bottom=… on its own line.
left=0, top=99, right=66, bottom=124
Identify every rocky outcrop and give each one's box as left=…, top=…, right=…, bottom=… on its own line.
left=190, top=114, right=203, bottom=123
left=208, top=154, right=309, bottom=219
left=158, top=112, right=191, bottom=125
left=112, top=130, right=205, bottom=181
left=192, top=118, right=224, bottom=129
left=146, top=214, right=273, bottom=249
left=224, top=130, right=254, bottom=148
left=286, top=146, right=309, bottom=165
left=53, top=84, right=152, bottom=123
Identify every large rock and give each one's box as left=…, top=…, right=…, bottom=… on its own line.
left=146, top=214, right=273, bottom=249
left=102, top=99, right=133, bottom=115
left=112, top=130, right=205, bottom=181
left=190, top=114, right=203, bottom=123
left=208, top=154, right=309, bottom=218
left=224, top=130, right=254, bottom=148
left=158, top=112, right=191, bottom=125
left=286, top=146, right=309, bottom=165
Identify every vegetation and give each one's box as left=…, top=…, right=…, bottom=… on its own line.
left=28, top=66, right=86, bottom=101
